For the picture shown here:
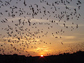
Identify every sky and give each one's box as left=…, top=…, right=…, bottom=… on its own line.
left=0, top=0, right=84, bottom=56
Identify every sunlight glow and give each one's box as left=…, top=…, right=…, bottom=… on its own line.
left=41, top=55, right=43, bottom=57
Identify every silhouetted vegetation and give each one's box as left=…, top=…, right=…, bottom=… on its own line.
left=0, top=51, right=84, bottom=63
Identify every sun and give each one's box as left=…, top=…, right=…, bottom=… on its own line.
left=40, top=55, right=44, bottom=57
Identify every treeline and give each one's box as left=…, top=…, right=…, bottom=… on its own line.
left=0, top=51, right=84, bottom=63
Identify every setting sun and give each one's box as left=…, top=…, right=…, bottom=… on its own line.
left=41, top=55, right=44, bottom=57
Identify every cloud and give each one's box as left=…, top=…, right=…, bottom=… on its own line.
left=78, top=24, right=84, bottom=27
left=31, top=18, right=49, bottom=22
left=62, top=36, right=76, bottom=39
left=0, top=16, right=50, bottom=23
left=35, top=46, right=48, bottom=51
left=57, top=4, right=77, bottom=8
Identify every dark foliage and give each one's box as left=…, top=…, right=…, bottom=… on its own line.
left=0, top=51, right=84, bottom=63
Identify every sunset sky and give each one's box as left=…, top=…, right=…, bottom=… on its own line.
left=0, top=0, right=84, bottom=56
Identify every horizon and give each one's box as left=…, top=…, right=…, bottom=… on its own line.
left=0, top=50, right=84, bottom=57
